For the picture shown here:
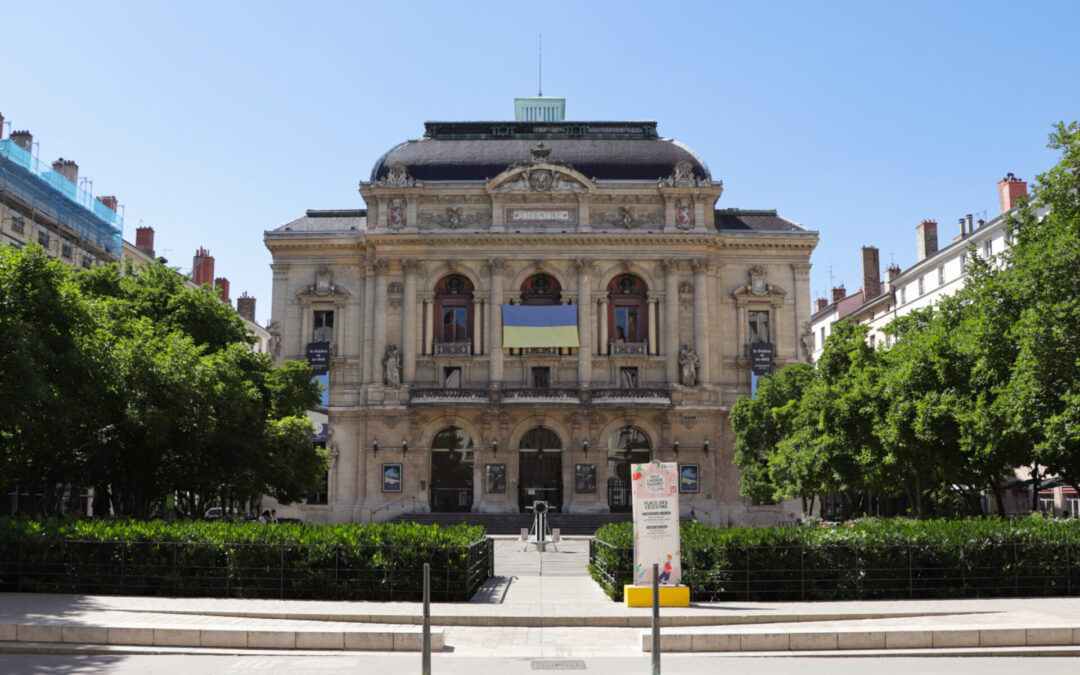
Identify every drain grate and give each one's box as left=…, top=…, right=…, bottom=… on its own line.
left=531, top=659, right=587, bottom=670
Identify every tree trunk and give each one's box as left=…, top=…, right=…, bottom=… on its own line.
left=1031, top=463, right=1041, bottom=512
left=992, top=481, right=1005, bottom=517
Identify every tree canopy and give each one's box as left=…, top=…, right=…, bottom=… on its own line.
left=0, top=248, right=326, bottom=517
left=732, top=122, right=1080, bottom=518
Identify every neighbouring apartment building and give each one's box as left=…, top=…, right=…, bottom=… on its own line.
left=263, top=97, right=819, bottom=525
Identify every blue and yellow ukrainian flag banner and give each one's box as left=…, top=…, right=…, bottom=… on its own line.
left=502, top=305, right=580, bottom=348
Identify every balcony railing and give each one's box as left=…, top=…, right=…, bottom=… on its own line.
left=607, top=342, right=649, bottom=356
left=409, top=388, right=490, bottom=405
left=590, top=388, right=670, bottom=405
left=501, top=387, right=581, bottom=405
left=433, top=342, right=472, bottom=356
left=408, top=386, right=673, bottom=407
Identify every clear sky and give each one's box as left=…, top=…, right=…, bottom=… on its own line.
left=5, top=0, right=1079, bottom=325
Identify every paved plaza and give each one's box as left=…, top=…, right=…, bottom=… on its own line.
left=3, top=536, right=1080, bottom=666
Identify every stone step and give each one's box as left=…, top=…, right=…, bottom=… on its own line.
left=641, top=623, right=1080, bottom=652
left=387, top=512, right=632, bottom=535
left=0, top=618, right=443, bottom=652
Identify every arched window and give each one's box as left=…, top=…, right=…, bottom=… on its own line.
left=607, top=274, right=648, bottom=343
left=518, top=426, right=562, bottom=450
left=435, top=275, right=474, bottom=343
left=431, top=426, right=474, bottom=451
left=607, top=426, right=652, bottom=512
left=520, top=274, right=562, bottom=305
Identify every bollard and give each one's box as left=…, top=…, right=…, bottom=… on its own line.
left=652, top=561, right=660, bottom=674
left=422, top=562, right=431, bottom=675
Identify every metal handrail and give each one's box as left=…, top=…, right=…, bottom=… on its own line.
left=367, top=495, right=423, bottom=522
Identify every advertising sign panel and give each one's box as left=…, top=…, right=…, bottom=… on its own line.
left=307, top=341, right=331, bottom=375
left=631, top=460, right=681, bottom=587
left=750, top=341, right=774, bottom=376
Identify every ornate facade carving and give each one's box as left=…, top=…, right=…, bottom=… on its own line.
left=491, top=165, right=589, bottom=194
left=297, top=266, right=350, bottom=298
left=420, top=207, right=484, bottom=229
left=592, top=206, right=662, bottom=229
left=660, top=161, right=711, bottom=188
left=388, top=198, right=407, bottom=229
left=675, top=197, right=695, bottom=229
left=374, top=162, right=417, bottom=188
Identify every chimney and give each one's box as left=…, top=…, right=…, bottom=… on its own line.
left=52, top=158, right=78, bottom=184
left=916, top=219, right=938, bottom=260
left=997, top=173, right=1027, bottom=213
left=954, top=217, right=967, bottom=243
left=861, top=246, right=881, bottom=301
left=966, top=214, right=974, bottom=235
left=214, top=277, right=231, bottom=305
left=10, top=130, right=32, bottom=152
left=96, top=195, right=118, bottom=212
left=831, top=284, right=847, bottom=303
left=192, top=247, right=215, bottom=286
left=135, top=226, right=155, bottom=257
left=884, top=263, right=901, bottom=292
left=236, top=293, right=256, bottom=323
left=814, top=297, right=828, bottom=312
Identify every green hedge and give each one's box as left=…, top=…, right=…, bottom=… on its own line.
left=590, top=518, right=1080, bottom=601
left=0, top=518, right=491, bottom=602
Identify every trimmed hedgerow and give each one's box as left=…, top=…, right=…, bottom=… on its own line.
left=0, top=518, right=490, bottom=602
left=590, top=518, right=1080, bottom=601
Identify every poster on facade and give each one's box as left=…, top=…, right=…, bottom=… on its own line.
left=575, top=464, right=596, bottom=493
left=485, top=464, right=506, bottom=493
left=679, top=464, right=699, bottom=493
left=307, top=341, right=331, bottom=375
left=631, top=460, right=681, bottom=587
left=750, top=341, right=773, bottom=376
left=382, top=463, right=402, bottom=492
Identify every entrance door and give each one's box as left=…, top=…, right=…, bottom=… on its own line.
left=429, top=427, right=474, bottom=513
left=517, top=426, right=563, bottom=512
left=607, top=426, right=651, bottom=513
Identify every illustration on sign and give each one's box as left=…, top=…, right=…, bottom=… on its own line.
left=631, top=460, right=681, bottom=587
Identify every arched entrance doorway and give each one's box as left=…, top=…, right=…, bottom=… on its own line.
left=429, top=427, right=474, bottom=512
left=518, top=426, right=563, bottom=512
left=607, top=426, right=652, bottom=513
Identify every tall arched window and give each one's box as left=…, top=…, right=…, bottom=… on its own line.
left=607, top=426, right=652, bottom=513
left=435, top=275, right=474, bottom=343
left=520, top=274, right=562, bottom=305
left=607, top=274, right=648, bottom=343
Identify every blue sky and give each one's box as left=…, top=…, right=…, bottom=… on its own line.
left=5, top=1, right=1079, bottom=324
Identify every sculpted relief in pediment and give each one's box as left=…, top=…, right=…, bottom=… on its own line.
left=486, top=163, right=594, bottom=195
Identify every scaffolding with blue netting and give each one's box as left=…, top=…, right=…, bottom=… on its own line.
left=0, top=139, right=123, bottom=257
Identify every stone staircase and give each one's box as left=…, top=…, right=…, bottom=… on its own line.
left=385, top=511, right=632, bottom=535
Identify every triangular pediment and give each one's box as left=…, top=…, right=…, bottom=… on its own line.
left=486, top=163, right=595, bottom=194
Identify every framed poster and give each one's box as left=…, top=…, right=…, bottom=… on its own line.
left=575, top=463, right=597, bottom=493
left=679, top=463, right=700, bottom=493
left=485, top=463, right=506, bottom=493
left=382, top=463, right=402, bottom=492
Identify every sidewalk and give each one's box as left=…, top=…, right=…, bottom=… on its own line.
left=2, top=537, right=1080, bottom=656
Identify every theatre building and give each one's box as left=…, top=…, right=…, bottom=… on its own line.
left=263, top=98, right=818, bottom=526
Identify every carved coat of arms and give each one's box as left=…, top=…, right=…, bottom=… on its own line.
left=676, top=198, right=694, bottom=229
left=388, top=198, right=405, bottom=228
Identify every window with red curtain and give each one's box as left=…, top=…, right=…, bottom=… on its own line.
left=435, top=275, right=474, bottom=342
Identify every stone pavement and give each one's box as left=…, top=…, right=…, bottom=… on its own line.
left=3, top=536, right=1080, bottom=657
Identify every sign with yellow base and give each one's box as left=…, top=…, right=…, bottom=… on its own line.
left=623, top=584, right=690, bottom=607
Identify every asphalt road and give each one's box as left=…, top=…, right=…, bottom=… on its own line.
left=3, top=654, right=1080, bottom=675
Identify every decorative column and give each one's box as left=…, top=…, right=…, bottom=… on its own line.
left=423, top=298, right=434, bottom=356
left=401, top=258, right=419, bottom=383
left=597, top=297, right=609, bottom=356
left=662, top=259, right=681, bottom=383
left=575, top=259, right=593, bottom=384
left=692, top=258, right=711, bottom=383
left=362, top=262, right=376, bottom=383
left=371, top=258, right=390, bottom=384
left=472, top=298, right=483, bottom=355
left=647, top=298, right=659, bottom=355
left=486, top=258, right=506, bottom=383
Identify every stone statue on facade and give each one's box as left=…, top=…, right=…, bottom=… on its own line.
left=678, top=343, right=700, bottom=387
left=383, top=343, right=401, bottom=387
left=267, top=321, right=282, bottom=359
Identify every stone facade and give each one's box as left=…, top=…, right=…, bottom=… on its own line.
left=264, top=120, right=818, bottom=526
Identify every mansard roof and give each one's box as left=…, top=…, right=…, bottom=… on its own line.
left=714, top=209, right=805, bottom=232
left=370, top=121, right=710, bottom=183
left=274, top=209, right=367, bottom=232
